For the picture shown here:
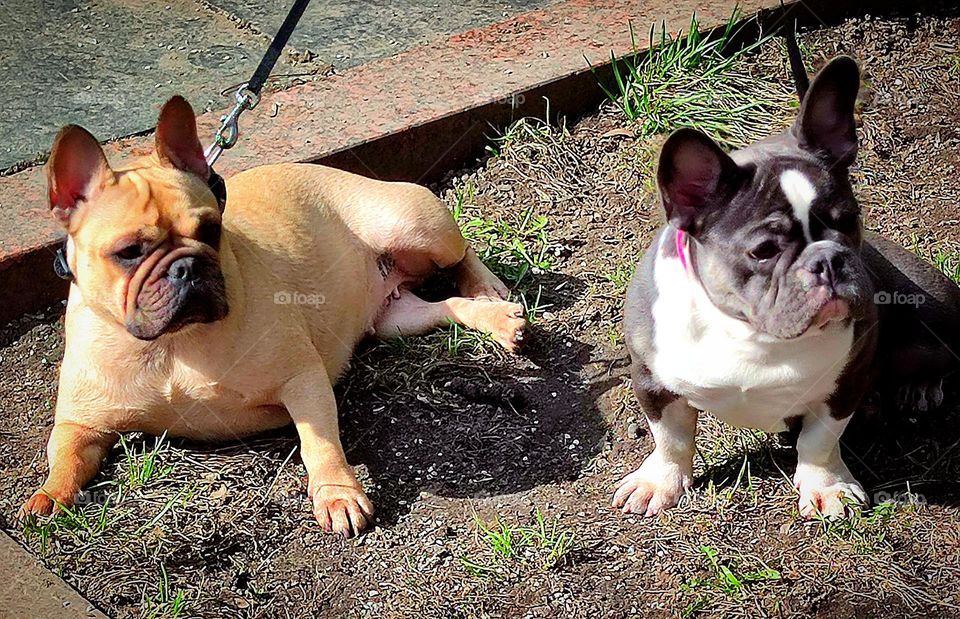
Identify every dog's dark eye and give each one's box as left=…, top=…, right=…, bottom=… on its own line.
left=114, top=243, right=145, bottom=262
left=748, top=241, right=781, bottom=262
left=832, top=211, right=859, bottom=232
left=197, top=221, right=222, bottom=249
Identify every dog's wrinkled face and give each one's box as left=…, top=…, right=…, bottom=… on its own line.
left=658, top=56, right=871, bottom=339
left=47, top=97, right=228, bottom=340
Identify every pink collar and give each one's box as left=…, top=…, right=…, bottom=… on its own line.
left=676, top=229, right=689, bottom=272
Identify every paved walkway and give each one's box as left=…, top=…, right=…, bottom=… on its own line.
left=0, top=0, right=554, bottom=171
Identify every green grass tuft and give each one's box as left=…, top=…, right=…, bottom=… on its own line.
left=460, top=509, right=575, bottom=577
left=518, top=285, right=550, bottom=324
left=22, top=497, right=113, bottom=554
left=486, top=112, right=558, bottom=157
left=931, top=248, right=960, bottom=284
left=599, top=263, right=636, bottom=293
left=948, top=52, right=960, bottom=78
left=121, top=432, right=174, bottom=489
left=681, top=545, right=781, bottom=617
left=142, top=564, right=189, bottom=619
left=451, top=179, right=552, bottom=287
left=812, top=500, right=907, bottom=555
left=592, top=11, right=792, bottom=148
left=444, top=322, right=498, bottom=357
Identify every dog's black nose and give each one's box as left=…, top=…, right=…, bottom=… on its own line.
left=806, top=253, right=843, bottom=288
left=167, top=256, right=197, bottom=283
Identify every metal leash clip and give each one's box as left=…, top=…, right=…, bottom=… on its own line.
left=204, top=84, right=261, bottom=166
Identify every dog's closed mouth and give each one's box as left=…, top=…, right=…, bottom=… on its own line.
left=813, top=298, right=850, bottom=329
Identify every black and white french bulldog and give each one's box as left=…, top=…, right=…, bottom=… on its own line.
left=617, top=54, right=960, bottom=518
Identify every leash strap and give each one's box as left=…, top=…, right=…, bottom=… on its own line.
left=207, top=169, right=228, bottom=212
left=778, top=2, right=809, bottom=102
left=246, top=0, right=312, bottom=97
left=784, top=19, right=809, bottom=102
left=204, top=0, right=312, bottom=166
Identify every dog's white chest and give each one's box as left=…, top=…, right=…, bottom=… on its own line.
left=647, top=246, right=854, bottom=432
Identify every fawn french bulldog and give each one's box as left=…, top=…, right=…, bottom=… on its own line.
left=20, top=96, right=525, bottom=537
left=617, top=55, right=960, bottom=518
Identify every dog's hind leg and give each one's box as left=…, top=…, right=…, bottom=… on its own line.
left=453, top=247, right=510, bottom=300
left=374, top=289, right=525, bottom=351
left=400, top=228, right=509, bottom=301
left=415, top=220, right=511, bottom=300
left=375, top=185, right=511, bottom=301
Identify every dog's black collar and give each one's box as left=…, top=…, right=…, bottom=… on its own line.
left=52, top=168, right=227, bottom=282
left=54, top=243, right=73, bottom=281
left=208, top=168, right=227, bottom=213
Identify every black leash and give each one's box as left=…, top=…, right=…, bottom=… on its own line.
left=784, top=20, right=809, bottom=102
left=56, top=0, right=312, bottom=282
left=204, top=0, right=313, bottom=166
left=246, top=0, right=313, bottom=98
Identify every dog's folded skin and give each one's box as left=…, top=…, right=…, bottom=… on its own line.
left=20, top=96, right=526, bottom=537
left=617, top=56, right=960, bottom=519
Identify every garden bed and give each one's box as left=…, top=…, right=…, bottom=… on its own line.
left=1, top=9, right=959, bottom=618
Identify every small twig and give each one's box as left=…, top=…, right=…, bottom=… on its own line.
left=261, top=444, right=299, bottom=503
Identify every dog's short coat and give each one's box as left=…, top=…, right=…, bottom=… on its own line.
left=617, top=56, right=960, bottom=518
left=21, top=97, right=526, bottom=537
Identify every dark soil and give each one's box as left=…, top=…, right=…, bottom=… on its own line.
left=2, top=12, right=960, bottom=619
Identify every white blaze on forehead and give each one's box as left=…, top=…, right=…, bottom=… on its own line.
left=780, top=169, right=817, bottom=242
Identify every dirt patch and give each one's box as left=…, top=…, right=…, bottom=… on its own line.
left=2, top=11, right=960, bottom=619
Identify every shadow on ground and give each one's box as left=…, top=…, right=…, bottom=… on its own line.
left=694, top=384, right=960, bottom=511
left=336, top=271, right=609, bottom=526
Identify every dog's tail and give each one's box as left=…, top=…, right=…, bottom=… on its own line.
left=780, top=0, right=810, bottom=103
left=783, top=17, right=809, bottom=102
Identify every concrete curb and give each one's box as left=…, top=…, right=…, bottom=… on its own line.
left=0, top=0, right=807, bottom=324
left=0, top=533, right=107, bottom=618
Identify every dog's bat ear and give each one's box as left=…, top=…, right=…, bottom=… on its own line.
left=155, top=96, right=209, bottom=179
left=47, top=125, right=113, bottom=227
left=657, top=128, right=740, bottom=234
left=793, top=56, right=860, bottom=167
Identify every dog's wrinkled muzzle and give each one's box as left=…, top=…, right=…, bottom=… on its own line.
left=124, top=245, right=228, bottom=340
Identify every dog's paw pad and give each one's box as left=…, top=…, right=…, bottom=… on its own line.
left=312, top=485, right=375, bottom=538
left=896, top=379, right=944, bottom=413
left=797, top=481, right=867, bottom=519
left=612, top=459, right=690, bottom=517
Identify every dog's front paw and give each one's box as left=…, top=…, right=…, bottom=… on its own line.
left=310, top=483, right=375, bottom=538
left=795, top=466, right=867, bottom=519
left=19, top=489, right=65, bottom=519
left=896, top=378, right=944, bottom=413
left=612, top=455, right=691, bottom=516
